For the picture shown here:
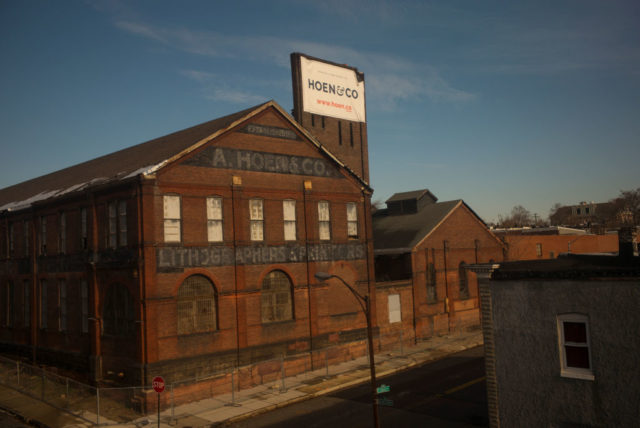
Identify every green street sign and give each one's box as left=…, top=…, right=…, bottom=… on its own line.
left=377, top=397, right=394, bottom=407
left=376, top=384, right=390, bottom=394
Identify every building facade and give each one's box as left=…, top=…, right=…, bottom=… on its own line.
left=372, top=190, right=504, bottom=343
left=475, top=249, right=640, bottom=427
left=0, top=102, right=376, bottom=400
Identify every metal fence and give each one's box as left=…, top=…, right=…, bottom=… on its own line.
left=0, top=329, right=424, bottom=426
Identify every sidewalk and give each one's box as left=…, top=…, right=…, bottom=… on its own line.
left=0, top=331, right=483, bottom=428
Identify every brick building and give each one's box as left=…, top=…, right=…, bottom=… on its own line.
left=372, top=190, right=504, bottom=342
left=0, top=101, right=377, bottom=398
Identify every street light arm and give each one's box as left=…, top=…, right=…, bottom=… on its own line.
left=314, top=272, right=367, bottom=313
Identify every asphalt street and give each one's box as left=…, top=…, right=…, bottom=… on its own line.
left=225, top=346, right=487, bottom=428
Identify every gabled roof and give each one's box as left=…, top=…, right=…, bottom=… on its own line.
left=0, top=100, right=370, bottom=213
left=385, top=189, right=437, bottom=204
left=372, top=199, right=462, bottom=253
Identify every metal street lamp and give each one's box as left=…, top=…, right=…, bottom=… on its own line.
left=314, top=272, right=380, bottom=428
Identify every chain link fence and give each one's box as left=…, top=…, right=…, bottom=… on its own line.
left=0, top=329, right=429, bottom=425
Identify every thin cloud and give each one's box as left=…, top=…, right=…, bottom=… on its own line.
left=115, top=20, right=475, bottom=106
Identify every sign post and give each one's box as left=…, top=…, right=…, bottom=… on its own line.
left=152, top=376, right=165, bottom=428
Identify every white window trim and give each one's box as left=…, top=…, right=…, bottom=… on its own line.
left=318, top=201, right=331, bottom=241
left=283, top=200, right=296, bottom=241
left=346, top=202, right=358, bottom=239
left=206, top=196, right=224, bottom=243
left=388, top=293, right=401, bottom=324
left=250, top=199, right=264, bottom=242
left=163, top=195, right=182, bottom=243
left=557, top=313, right=594, bottom=381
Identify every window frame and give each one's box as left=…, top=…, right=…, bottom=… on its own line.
left=163, top=195, right=182, bottom=243
left=206, top=196, right=224, bottom=243
left=536, top=243, right=543, bottom=257
left=176, top=275, right=218, bottom=335
left=458, top=261, right=469, bottom=299
left=557, top=313, right=594, bottom=381
left=249, top=199, right=264, bottom=242
left=388, top=293, right=401, bottom=324
left=346, top=202, right=358, bottom=239
left=283, top=199, right=296, bottom=241
left=318, top=201, right=331, bottom=241
left=261, top=270, right=294, bottom=323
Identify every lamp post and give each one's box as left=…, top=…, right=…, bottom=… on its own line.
left=314, top=272, right=380, bottom=428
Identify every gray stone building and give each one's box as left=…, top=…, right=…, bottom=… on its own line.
left=475, top=244, right=640, bottom=427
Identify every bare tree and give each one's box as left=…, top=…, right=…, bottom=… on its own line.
left=498, top=205, right=533, bottom=228
left=610, top=188, right=640, bottom=226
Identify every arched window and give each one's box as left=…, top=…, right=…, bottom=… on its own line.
left=459, top=261, right=469, bottom=299
left=103, top=283, right=135, bottom=336
left=426, top=262, right=437, bottom=303
left=261, top=270, right=293, bottom=323
left=177, top=275, right=217, bottom=335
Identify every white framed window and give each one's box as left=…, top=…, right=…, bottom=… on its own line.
left=557, top=313, right=594, bottom=380
left=108, top=202, right=117, bottom=249
left=163, top=195, right=181, bottom=243
left=206, top=197, right=223, bottom=243
left=250, top=199, right=264, bottom=241
left=388, top=294, right=401, bottom=323
left=283, top=200, right=296, bottom=241
left=59, top=212, right=66, bottom=254
left=346, top=202, right=358, bottom=239
left=118, top=201, right=127, bottom=246
left=318, top=201, right=331, bottom=240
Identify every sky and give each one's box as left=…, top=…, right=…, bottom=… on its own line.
left=1, top=0, right=639, bottom=224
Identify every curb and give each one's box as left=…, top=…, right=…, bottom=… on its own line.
left=214, top=341, right=482, bottom=427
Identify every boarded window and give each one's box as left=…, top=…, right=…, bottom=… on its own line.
left=346, top=202, right=358, bottom=239
left=103, top=283, right=135, bottom=336
left=283, top=200, right=296, bottom=241
left=426, top=262, right=437, bottom=303
left=318, top=201, right=331, bottom=240
left=536, top=243, right=542, bottom=257
left=5, top=282, right=13, bottom=327
left=164, top=195, right=181, bottom=242
left=250, top=199, right=264, bottom=241
left=459, top=261, right=469, bottom=299
left=177, top=275, right=217, bottom=335
left=207, top=197, right=223, bottom=242
left=261, top=270, right=293, bottom=323
left=388, top=294, right=401, bottom=324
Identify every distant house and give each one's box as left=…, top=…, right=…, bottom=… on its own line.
left=549, top=201, right=619, bottom=229
left=474, top=233, right=640, bottom=427
left=492, top=226, right=619, bottom=260
left=372, top=189, right=504, bottom=342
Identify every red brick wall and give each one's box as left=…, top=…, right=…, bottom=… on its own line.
left=503, top=234, right=618, bottom=260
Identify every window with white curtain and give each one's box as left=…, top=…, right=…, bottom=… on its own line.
left=207, top=197, right=223, bottom=242
left=250, top=199, right=264, bottom=241
left=163, top=195, right=181, bottom=242
left=346, top=202, right=358, bottom=239
left=283, top=200, right=296, bottom=241
left=318, top=201, right=330, bottom=240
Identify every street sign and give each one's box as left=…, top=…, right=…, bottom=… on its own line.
left=377, top=397, right=394, bottom=407
left=152, top=376, right=165, bottom=393
left=376, top=384, right=390, bottom=394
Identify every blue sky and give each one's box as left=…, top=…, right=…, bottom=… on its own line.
left=1, top=0, right=638, bottom=223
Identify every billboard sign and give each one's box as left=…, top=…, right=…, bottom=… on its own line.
left=299, top=56, right=366, bottom=122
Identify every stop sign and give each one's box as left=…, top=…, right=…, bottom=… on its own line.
left=152, top=376, right=165, bottom=393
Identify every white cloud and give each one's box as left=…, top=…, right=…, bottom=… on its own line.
left=115, top=20, right=474, bottom=107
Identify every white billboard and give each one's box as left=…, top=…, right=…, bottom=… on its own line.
left=300, top=56, right=366, bottom=122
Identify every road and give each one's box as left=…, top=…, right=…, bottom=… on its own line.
left=226, top=346, right=488, bottom=428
